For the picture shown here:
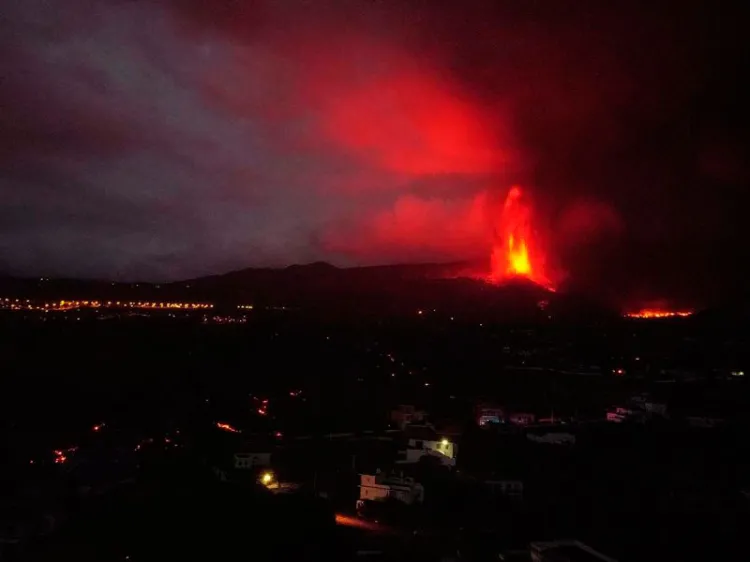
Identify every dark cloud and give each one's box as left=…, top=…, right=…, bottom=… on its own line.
left=1, top=0, right=748, bottom=303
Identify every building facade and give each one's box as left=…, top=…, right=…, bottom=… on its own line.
left=234, top=452, right=271, bottom=470
left=358, top=472, right=425, bottom=505
left=396, top=433, right=457, bottom=467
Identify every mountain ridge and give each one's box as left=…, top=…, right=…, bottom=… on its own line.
left=0, top=260, right=622, bottom=322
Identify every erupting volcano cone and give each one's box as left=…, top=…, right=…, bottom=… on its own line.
left=490, top=186, right=550, bottom=288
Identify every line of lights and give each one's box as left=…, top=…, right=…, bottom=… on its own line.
left=1, top=297, right=213, bottom=312
left=203, top=316, right=247, bottom=324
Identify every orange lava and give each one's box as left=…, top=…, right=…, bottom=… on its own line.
left=506, top=234, right=531, bottom=276
left=490, top=186, right=549, bottom=287
left=624, top=309, right=693, bottom=319
left=216, top=422, right=241, bottom=433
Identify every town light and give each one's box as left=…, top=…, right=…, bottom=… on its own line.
left=261, top=471, right=274, bottom=485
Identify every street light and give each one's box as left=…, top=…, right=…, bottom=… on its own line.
left=261, top=471, right=274, bottom=486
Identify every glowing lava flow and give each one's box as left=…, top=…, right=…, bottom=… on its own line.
left=624, top=309, right=693, bottom=319
left=216, top=422, right=240, bottom=434
left=490, top=186, right=549, bottom=287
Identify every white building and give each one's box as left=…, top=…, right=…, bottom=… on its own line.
left=234, top=452, right=271, bottom=470
left=358, top=472, right=424, bottom=505
left=397, top=426, right=457, bottom=467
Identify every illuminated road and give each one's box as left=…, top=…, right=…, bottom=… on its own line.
left=335, top=513, right=390, bottom=534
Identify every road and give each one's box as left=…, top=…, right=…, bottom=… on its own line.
left=335, top=513, right=392, bottom=533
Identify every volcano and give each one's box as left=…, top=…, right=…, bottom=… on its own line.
left=489, top=186, right=550, bottom=288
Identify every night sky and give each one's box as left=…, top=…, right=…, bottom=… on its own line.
left=1, top=1, right=748, bottom=303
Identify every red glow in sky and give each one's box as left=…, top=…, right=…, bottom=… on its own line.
left=490, top=186, right=549, bottom=287
left=2, top=0, right=745, bottom=307
left=324, top=191, right=490, bottom=262
left=323, top=73, right=501, bottom=176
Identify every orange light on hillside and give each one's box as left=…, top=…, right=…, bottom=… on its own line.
left=624, top=309, right=693, bottom=319
left=216, top=422, right=240, bottom=433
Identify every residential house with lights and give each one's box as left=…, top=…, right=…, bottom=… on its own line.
left=357, top=471, right=425, bottom=506
left=397, top=425, right=457, bottom=467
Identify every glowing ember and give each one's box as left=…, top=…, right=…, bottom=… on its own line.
left=490, top=186, right=549, bottom=287
left=625, top=309, right=693, bottom=319
left=52, top=446, right=78, bottom=464
left=216, top=422, right=241, bottom=433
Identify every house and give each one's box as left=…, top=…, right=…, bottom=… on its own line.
left=527, top=432, right=576, bottom=445
left=232, top=435, right=275, bottom=470
left=234, top=452, right=271, bottom=470
left=476, top=404, right=504, bottom=426
left=390, top=404, right=427, bottom=429
left=628, top=393, right=668, bottom=418
left=358, top=471, right=425, bottom=506
left=606, top=407, right=631, bottom=423
left=397, top=425, right=457, bottom=467
left=485, top=479, right=524, bottom=499
left=508, top=412, right=535, bottom=426
left=606, top=406, right=646, bottom=423
left=686, top=416, right=724, bottom=428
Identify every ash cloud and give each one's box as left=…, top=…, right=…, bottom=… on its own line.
left=1, top=0, right=748, bottom=301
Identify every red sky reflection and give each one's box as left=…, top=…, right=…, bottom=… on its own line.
left=323, top=73, right=502, bottom=176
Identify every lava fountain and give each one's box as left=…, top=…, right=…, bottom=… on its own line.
left=490, top=186, right=550, bottom=288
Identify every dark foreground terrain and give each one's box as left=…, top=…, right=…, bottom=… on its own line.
left=2, top=281, right=750, bottom=561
